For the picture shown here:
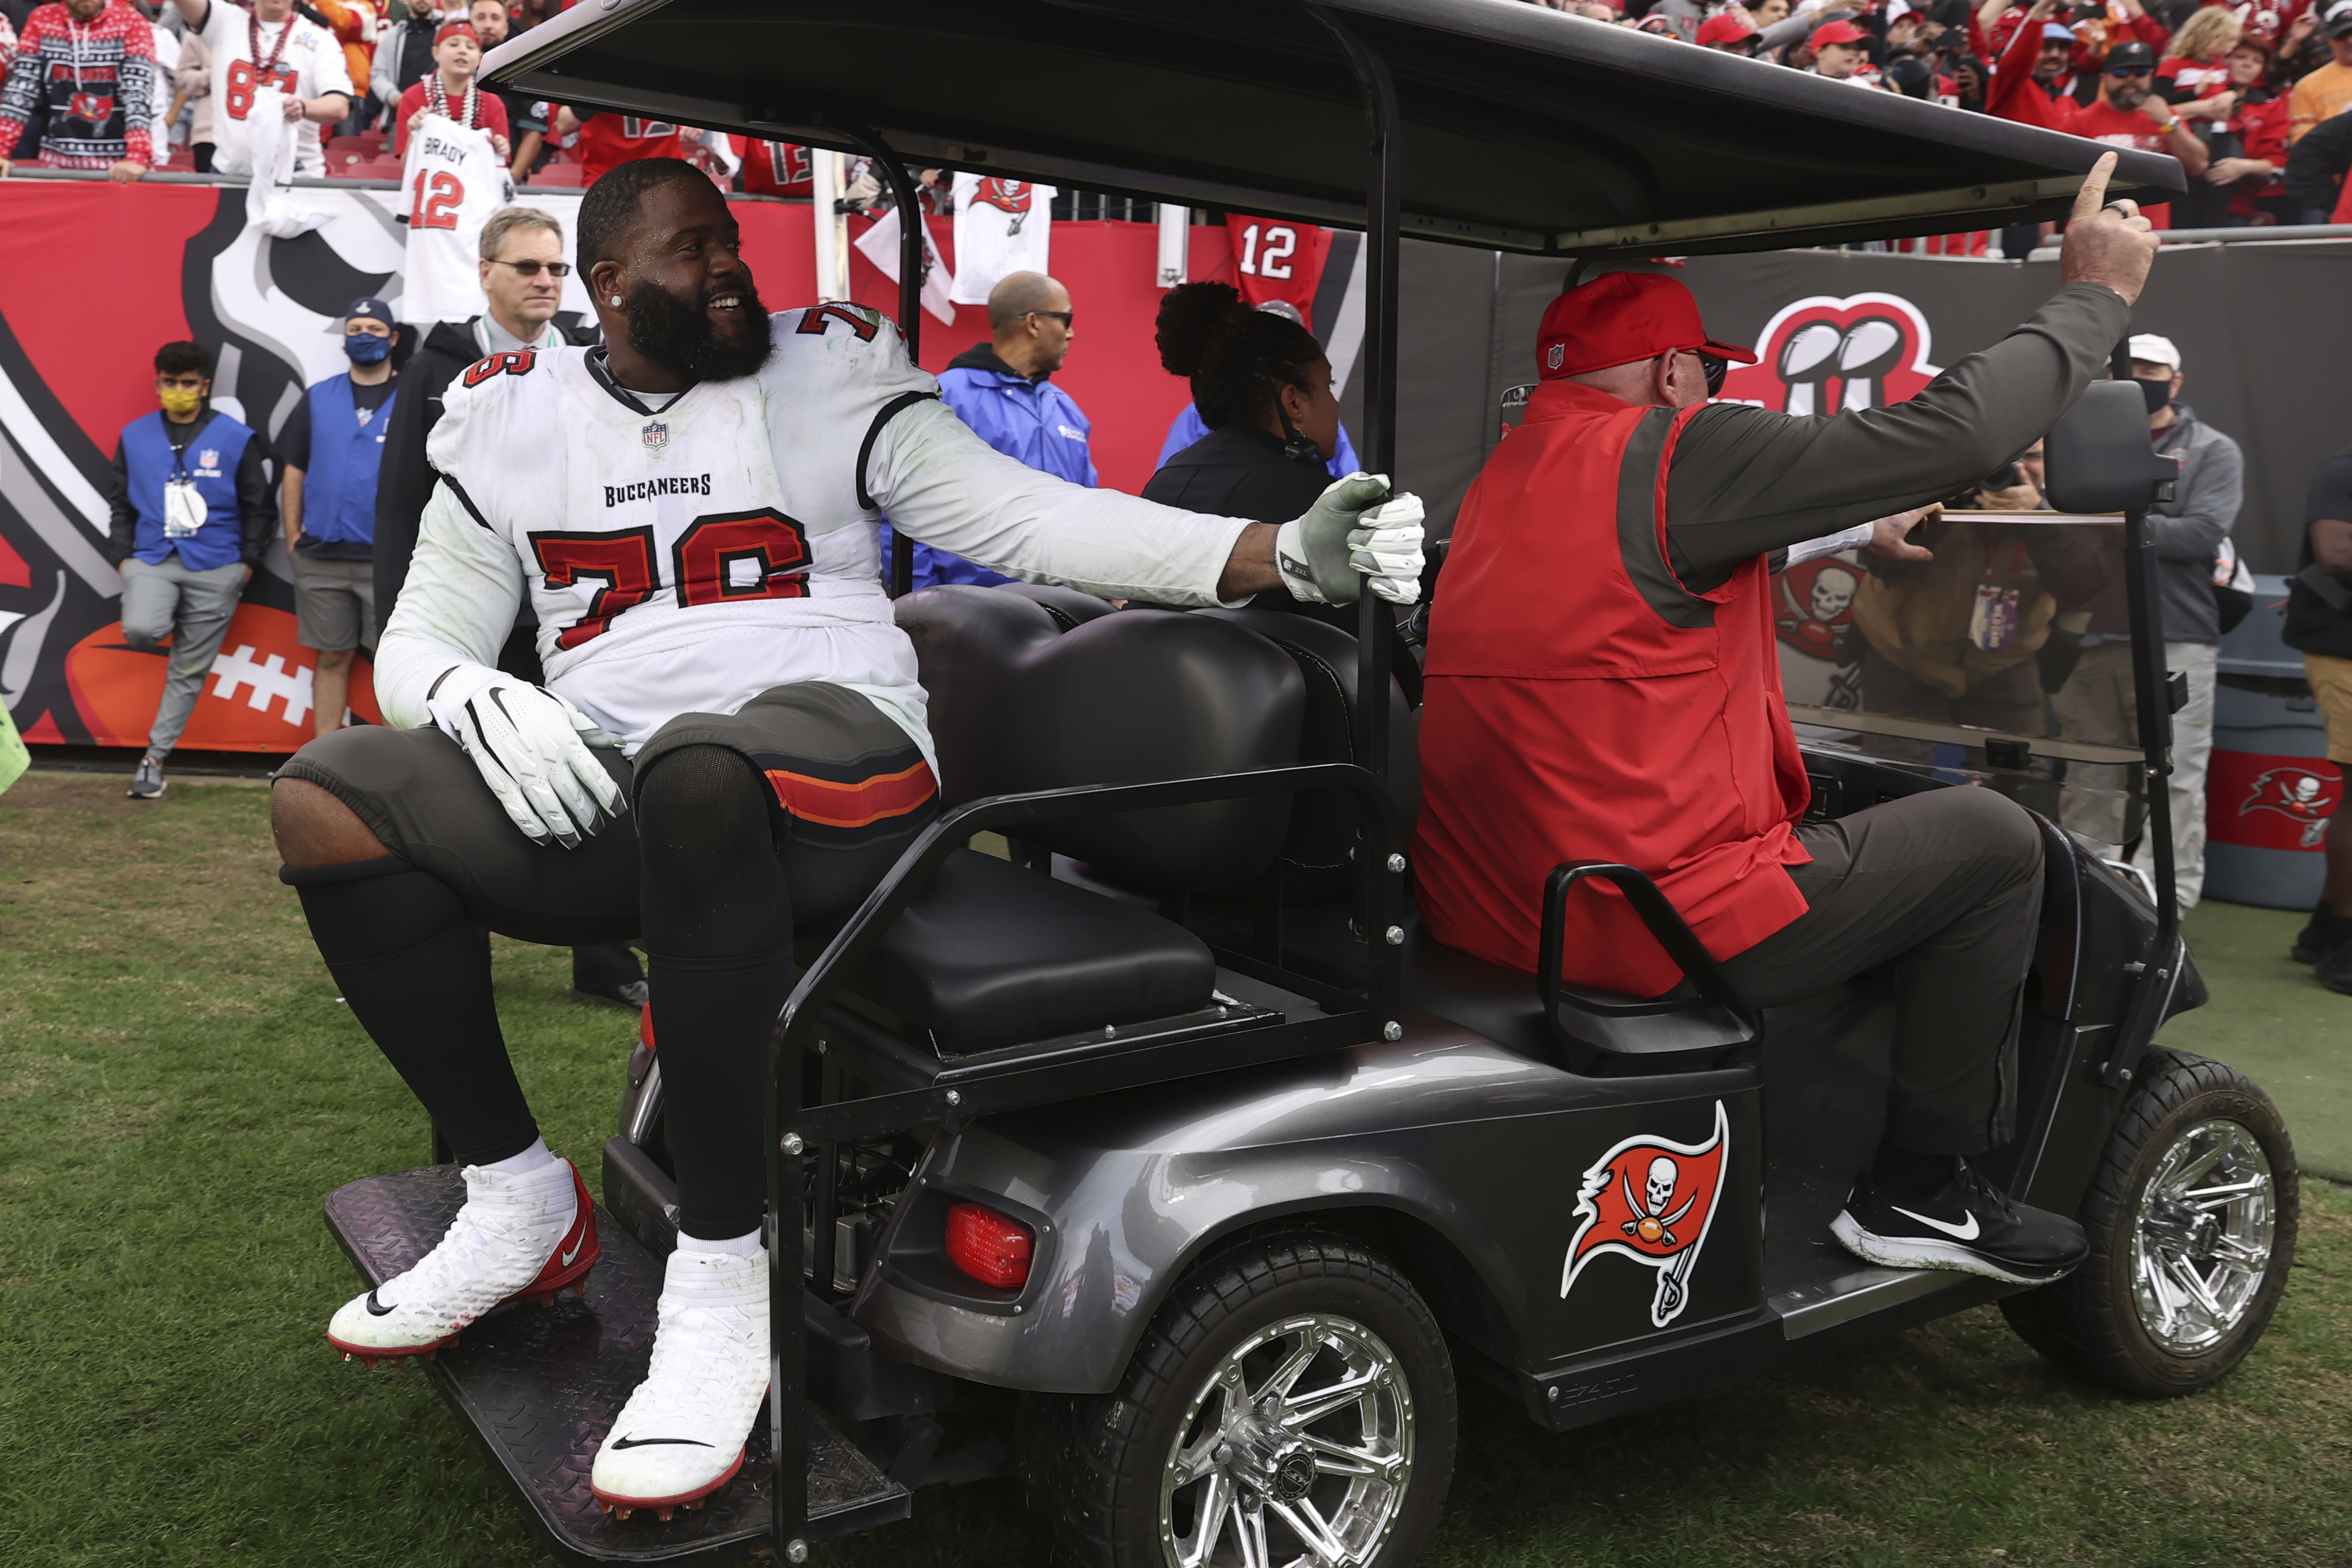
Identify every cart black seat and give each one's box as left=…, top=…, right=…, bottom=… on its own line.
left=845, top=847, right=1216, bottom=1053
left=857, top=587, right=1308, bottom=1053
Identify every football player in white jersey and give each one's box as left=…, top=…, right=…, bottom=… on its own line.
left=269, top=159, right=1423, bottom=1517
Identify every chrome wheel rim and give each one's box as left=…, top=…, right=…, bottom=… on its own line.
left=1159, top=1313, right=1414, bottom=1568
left=2131, top=1117, right=2276, bottom=1355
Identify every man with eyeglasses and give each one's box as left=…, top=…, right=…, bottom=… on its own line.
left=895, top=269, right=1096, bottom=587
left=1416, top=158, right=2163, bottom=1289
left=373, top=203, right=645, bottom=1008
left=2058, top=41, right=2210, bottom=226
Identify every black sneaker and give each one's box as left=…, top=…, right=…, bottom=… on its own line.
left=2319, top=942, right=2352, bottom=998
left=2291, top=909, right=2352, bottom=964
left=126, top=755, right=165, bottom=800
left=1831, top=1160, right=2088, bottom=1284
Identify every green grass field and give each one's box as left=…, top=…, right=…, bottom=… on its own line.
left=3, top=773, right=2348, bottom=1567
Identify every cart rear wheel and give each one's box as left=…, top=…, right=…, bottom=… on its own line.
left=2001, top=1048, right=2297, bottom=1397
left=1018, top=1231, right=1455, bottom=1568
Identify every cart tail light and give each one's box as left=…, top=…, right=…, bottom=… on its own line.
left=944, top=1202, right=1033, bottom=1289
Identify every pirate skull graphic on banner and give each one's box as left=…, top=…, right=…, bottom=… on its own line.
left=1562, top=1101, right=1731, bottom=1329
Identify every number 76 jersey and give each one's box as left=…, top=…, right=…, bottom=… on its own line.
left=421, top=306, right=930, bottom=748
left=400, top=115, right=509, bottom=324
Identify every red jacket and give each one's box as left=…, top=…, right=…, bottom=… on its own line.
left=1414, top=383, right=1813, bottom=997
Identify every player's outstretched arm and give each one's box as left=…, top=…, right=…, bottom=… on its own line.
left=868, top=398, right=1423, bottom=606
left=378, top=484, right=627, bottom=849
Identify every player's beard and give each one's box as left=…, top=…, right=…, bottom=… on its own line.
left=624, top=278, right=773, bottom=383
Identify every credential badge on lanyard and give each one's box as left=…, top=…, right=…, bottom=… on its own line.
left=163, top=447, right=206, bottom=539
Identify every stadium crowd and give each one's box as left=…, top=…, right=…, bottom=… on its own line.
left=4, top=0, right=2351, bottom=229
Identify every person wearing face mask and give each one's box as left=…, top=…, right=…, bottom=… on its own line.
left=2048, top=334, right=2243, bottom=911
left=105, top=341, right=277, bottom=800
left=279, top=298, right=398, bottom=740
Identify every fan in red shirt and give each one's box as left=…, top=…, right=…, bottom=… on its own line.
left=2057, top=41, right=2210, bottom=227
left=391, top=20, right=509, bottom=160
left=1984, top=0, right=2083, bottom=130
left=556, top=108, right=684, bottom=183
left=741, top=140, right=812, bottom=198
left=2197, top=36, right=2298, bottom=222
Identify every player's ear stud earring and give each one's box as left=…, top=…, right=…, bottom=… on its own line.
left=610, top=296, right=622, bottom=306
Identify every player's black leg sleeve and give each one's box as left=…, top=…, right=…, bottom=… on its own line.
left=637, top=745, right=796, bottom=1240
left=282, top=859, right=540, bottom=1166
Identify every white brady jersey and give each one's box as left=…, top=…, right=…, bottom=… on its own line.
left=425, top=304, right=931, bottom=748
left=400, top=115, right=507, bottom=324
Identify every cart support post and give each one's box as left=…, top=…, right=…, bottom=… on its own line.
left=1314, top=6, right=1404, bottom=1030
left=767, top=1007, right=808, bottom=1554
left=846, top=125, right=923, bottom=600
left=2102, top=503, right=2184, bottom=1088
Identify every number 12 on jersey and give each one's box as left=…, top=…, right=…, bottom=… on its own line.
left=531, top=511, right=815, bottom=649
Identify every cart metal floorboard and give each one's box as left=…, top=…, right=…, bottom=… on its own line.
left=324, top=1166, right=909, bottom=1567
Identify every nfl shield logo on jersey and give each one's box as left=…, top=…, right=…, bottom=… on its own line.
left=642, top=421, right=669, bottom=452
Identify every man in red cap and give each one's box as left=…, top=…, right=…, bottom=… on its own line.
left=1415, top=158, right=2161, bottom=1287
left=1696, top=11, right=1762, bottom=52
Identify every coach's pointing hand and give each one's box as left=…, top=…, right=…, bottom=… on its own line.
left=2060, top=153, right=2161, bottom=307
left=428, top=669, right=629, bottom=848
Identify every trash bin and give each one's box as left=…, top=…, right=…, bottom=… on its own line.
left=2205, top=575, right=2344, bottom=909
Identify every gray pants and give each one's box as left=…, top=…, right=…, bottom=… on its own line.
left=2052, top=640, right=2217, bottom=910
left=119, top=553, right=245, bottom=758
left=1717, top=788, right=2044, bottom=1155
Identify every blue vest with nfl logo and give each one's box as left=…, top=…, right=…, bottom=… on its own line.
left=121, top=409, right=255, bottom=572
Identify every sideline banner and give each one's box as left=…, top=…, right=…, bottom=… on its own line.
left=0, top=181, right=1259, bottom=753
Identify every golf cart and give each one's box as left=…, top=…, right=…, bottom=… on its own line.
left=321, top=3, right=2298, bottom=1564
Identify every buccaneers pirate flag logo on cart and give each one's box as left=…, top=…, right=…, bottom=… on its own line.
left=1561, top=1101, right=1731, bottom=1328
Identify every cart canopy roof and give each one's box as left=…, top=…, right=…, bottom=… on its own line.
left=485, top=0, right=2183, bottom=256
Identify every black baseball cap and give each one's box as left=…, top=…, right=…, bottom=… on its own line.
left=2103, top=40, right=2157, bottom=70
left=2327, top=2, right=2352, bottom=38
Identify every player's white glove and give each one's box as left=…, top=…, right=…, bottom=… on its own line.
left=426, top=668, right=628, bottom=849
left=1274, top=473, right=1426, bottom=607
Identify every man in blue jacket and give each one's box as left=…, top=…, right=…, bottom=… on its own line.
left=280, top=297, right=398, bottom=738
left=897, top=270, right=1095, bottom=587
left=105, top=340, right=276, bottom=800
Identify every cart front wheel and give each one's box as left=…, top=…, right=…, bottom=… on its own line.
left=2001, top=1048, right=2297, bottom=1397
left=1019, top=1231, right=1455, bottom=1568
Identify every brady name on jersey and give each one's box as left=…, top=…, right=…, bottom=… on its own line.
left=376, top=299, right=1281, bottom=765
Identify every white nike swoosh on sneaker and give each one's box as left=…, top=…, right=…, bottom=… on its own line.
left=561, top=1234, right=584, bottom=1268
left=1889, top=1204, right=1980, bottom=1241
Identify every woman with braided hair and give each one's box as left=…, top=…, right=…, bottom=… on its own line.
left=1141, top=280, right=1415, bottom=686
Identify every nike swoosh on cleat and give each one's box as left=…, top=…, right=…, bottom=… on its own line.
left=561, top=1234, right=584, bottom=1268
left=366, top=1289, right=396, bottom=1316
left=612, top=1435, right=713, bottom=1450
left=1889, top=1204, right=1981, bottom=1241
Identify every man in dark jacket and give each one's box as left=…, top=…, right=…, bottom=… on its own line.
left=2284, top=445, right=2352, bottom=994
left=2283, top=103, right=2352, bottom=221
left=107, top=339, right=276, bottom=798
left=372, top=205, right=643, bottom=1008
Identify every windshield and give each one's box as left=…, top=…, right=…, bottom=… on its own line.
left=1772, top=500, right=2145, bottom=845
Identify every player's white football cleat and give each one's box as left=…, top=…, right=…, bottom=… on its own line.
left=326, top=1156, right=597, bottom=1366
left=591, top=1246, right=770, bottom=1520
